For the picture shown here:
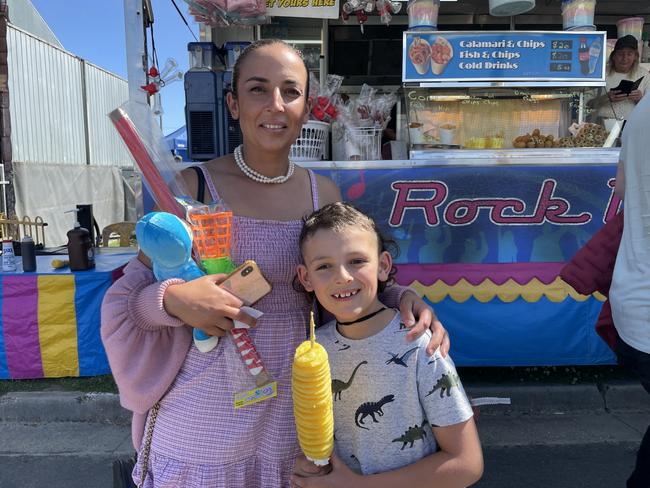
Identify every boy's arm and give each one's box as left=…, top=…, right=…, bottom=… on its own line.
left=291, top=420, right=482, bottom=488
left=363, top=418, right=482, bottom=488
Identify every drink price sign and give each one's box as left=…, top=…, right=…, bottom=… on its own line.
left=403, top=31, right=607, bottom=86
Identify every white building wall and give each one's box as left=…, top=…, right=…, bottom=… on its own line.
left=7, top=24, right=132, bottom=167
left=85, top=63, right=132, bottom=167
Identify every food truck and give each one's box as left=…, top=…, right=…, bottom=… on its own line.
left=192, top=0, right=650, bottom=367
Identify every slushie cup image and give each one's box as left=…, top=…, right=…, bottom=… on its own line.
left=409, top=36, right=431, bottom=75
left=430, top=36, right=453, bottom=75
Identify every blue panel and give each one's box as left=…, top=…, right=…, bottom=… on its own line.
left=318, top=165, right=619, bottom=264
left=74, top=272, right=112, bottom=376
left=426, top=296, right=615, bottom=366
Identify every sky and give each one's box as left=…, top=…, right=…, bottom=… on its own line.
left=31, top=0, right=200, bottom=135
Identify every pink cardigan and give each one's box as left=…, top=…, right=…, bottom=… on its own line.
left=101, top=258, right=191, bottom=447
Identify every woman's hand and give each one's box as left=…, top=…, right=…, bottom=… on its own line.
left=608, top=89, right=628, bottom=102
left=163, top=274, right=257, bottom=336
left=399, top=290, right=450, bottom=357
left=291, top=453, right=361, bottom=488
left=628, top=89, right=643, bottom=102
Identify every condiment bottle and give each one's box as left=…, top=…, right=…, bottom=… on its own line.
left=2, top=239, right=16, bottom=272
left=65, top=209, right=95, bottom=271
left=21, top=236, right=36, bottom=272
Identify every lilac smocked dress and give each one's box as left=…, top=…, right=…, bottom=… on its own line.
left=133, top=169, right=319, bottom=487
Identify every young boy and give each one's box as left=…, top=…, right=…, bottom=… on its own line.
left=292, top=202, right=483, bottom=488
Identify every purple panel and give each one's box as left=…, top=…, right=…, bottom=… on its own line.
left=394, top=262, right=566, bottom=287
left=3, top=275, right=43, bottom=378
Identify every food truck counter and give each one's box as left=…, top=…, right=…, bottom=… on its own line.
left=303, top=145, right=620, bottom=367
left=408, top=147, right=619, bottom=165
left=310, top=147, right=619, bottom=168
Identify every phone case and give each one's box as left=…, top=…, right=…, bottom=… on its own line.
left=220, top=260, right=272, bottom=306
left=614, top=77, right=643, bottom=95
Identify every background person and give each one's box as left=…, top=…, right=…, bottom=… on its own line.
left=591, top=35, right=649, bottom=124
left=609, top=86, right=650, bottom=488
left=101, top=39, right=449, bottom=488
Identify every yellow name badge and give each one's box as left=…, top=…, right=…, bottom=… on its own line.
left=234, top=381, right=278, bottom=409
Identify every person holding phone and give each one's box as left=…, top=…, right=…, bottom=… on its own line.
left=591, top=35, right=649, bottom=123
left=101, top=39, right=450, bottom=488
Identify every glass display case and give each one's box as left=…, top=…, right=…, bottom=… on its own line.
left=287, top=40, right=323, bottom=79
left=404, top=87, right=602, bottom=149
left=260, top=18, right=324, bottom=79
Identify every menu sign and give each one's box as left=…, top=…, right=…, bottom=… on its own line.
left=403, top=31, right=607, bottom=85
left=266, top=0, right=339, bottom=18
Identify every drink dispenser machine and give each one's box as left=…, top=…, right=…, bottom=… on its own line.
left=185, top=42, right=246, bottom=161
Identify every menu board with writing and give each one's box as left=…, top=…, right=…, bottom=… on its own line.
left=403, top=31, right=607, bottom=86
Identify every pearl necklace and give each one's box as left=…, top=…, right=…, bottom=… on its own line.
left=234, top=145, right=295, bottom=184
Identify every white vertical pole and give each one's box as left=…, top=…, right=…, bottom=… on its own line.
left=320, top=19, right=328, bottom=88
left=123, top=0, right=148, bottom=218
left=124, top=0, right=148, bottom=106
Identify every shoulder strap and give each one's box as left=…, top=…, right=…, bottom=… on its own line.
left=190, top=166, right=206, bottom=203
left=307, top=169, right=319, bottom=211
left=200, top=166, right=220, bottom=202
left=190, top=165, right=221, bottom=203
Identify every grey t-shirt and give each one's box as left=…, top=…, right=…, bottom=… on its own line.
left=319, top=311, right=473, bottom=475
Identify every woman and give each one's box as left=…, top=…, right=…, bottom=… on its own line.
left=593, top=35, right=649, bottom=123
left=101, top=39, right=449, bottom=488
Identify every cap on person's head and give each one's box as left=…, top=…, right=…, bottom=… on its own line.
left=614, top=35, right=639, bottom=52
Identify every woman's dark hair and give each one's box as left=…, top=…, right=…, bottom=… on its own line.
left=231, top=39, right=310, bottom=102
left=295, top=202, right=399, bottom=294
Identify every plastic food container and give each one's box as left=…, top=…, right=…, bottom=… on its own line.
left=561, top=0, right=596, bottom=31
left=489, top=0, right=535, bottom=17
left=290, top=120, right=330, bottom=162
left=407, top=0, right=440, bottom=30
left=617, top=17, right=644, bottom=42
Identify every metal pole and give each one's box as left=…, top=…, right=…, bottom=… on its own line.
left=123, top=0, right=148, bottom=106
left=320, top=19, right=329, bottom=88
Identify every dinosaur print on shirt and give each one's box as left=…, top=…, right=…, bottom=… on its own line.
left=355, top=394, right=395, bottom=430
left=385, top=347, right=418, bottom=367
left=318, top=311, right=473, bottom=475
left=392, top=420, right=429, bottom=450
left=426, top=372, right=461, bottom=398
left=332, top=361, right=367, bottom=401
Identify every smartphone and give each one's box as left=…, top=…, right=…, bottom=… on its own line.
left=220, top=260, right=272, bottom=306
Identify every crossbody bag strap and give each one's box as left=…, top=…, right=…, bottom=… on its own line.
left=137, top=402, right=160, bottom=488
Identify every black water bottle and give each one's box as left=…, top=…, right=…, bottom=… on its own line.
left=21, top=236, right=36, bottom=272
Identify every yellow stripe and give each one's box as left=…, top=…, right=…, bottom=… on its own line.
left=37, top=275, right=79, bottom=377
left=411, top=277, right=606, bottom=304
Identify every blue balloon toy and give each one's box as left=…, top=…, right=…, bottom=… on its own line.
left=136, top=211, right=219, bottom=352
